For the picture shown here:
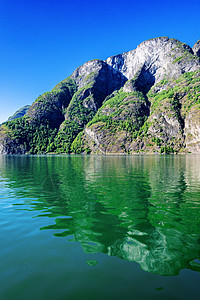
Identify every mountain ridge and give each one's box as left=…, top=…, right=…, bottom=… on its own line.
left=0, top=37, right=200, bottom=154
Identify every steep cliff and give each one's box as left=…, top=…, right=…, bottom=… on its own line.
left=0, top=37, right=199, bottom=154
left=192, top=40, right=200, bottom=57
left=106, top=37, right=199, bottom=85
left=74, top=71, right=199, bottom=154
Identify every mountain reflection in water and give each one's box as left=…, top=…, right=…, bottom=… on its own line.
left=1, top=154, right=200, bottom=276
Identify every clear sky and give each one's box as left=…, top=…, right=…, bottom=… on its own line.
left=0, top=0, right=200, bottom=123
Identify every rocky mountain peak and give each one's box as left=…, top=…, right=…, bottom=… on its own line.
left=106, top=37, right=199, bottom=92
left=71, top=59, right=127, bottom=92
left=71, top=59, right=104, bottom=89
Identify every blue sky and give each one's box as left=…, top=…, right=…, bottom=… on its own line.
left=0, top=0, right=200, bottom=123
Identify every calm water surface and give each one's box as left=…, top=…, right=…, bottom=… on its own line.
left=0, top=155, right=199, bottom=300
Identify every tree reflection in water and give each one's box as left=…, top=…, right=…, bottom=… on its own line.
left=1, top=154, right=200, bottom=276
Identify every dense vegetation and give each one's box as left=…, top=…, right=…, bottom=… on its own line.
left=4, top=118, right=57, bottom=154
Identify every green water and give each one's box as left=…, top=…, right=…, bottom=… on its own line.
left=0, top=155, right=199, bottom=300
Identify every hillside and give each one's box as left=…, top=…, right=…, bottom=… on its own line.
left=0, top=37, right=200, bottom=154
left=7, top=105, right=30, bottom=121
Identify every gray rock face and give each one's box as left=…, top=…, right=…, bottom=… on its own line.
left=148, top=113, right=181, bottom=137
left=123, top=79, right=138, bottom=93
left=106, top=37, right=199, bottom=90
left=71, top=59, right=127, bottom=99
left=64, top=60, right=127, bottom=125
left=192, top=40, right=200, bottom=57
left=184, top=106, right=200, bottom=153
left=84, top=125, right=129, bottom=154
left=0, top=137, right=27, bottom=154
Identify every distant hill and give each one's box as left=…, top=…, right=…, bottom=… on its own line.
left=0, top=37, right=199, bottom=154
left=7, top=105, right=30, bottom=121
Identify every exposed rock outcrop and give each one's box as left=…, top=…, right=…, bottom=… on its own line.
left=192, top=40, right=200, bottom=57
left=106, top=37, right=199, bottom=89
left=65, top=59, right=127, bottom=125
left=184, top=105, right=200, bottom=153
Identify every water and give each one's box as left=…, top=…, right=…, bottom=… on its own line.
left=0, top=154, right=199, bottom=300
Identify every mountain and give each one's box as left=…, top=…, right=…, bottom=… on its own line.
left=7, top=105, right=30, bottom=121
left=0, top=37, right=200, bottom=154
